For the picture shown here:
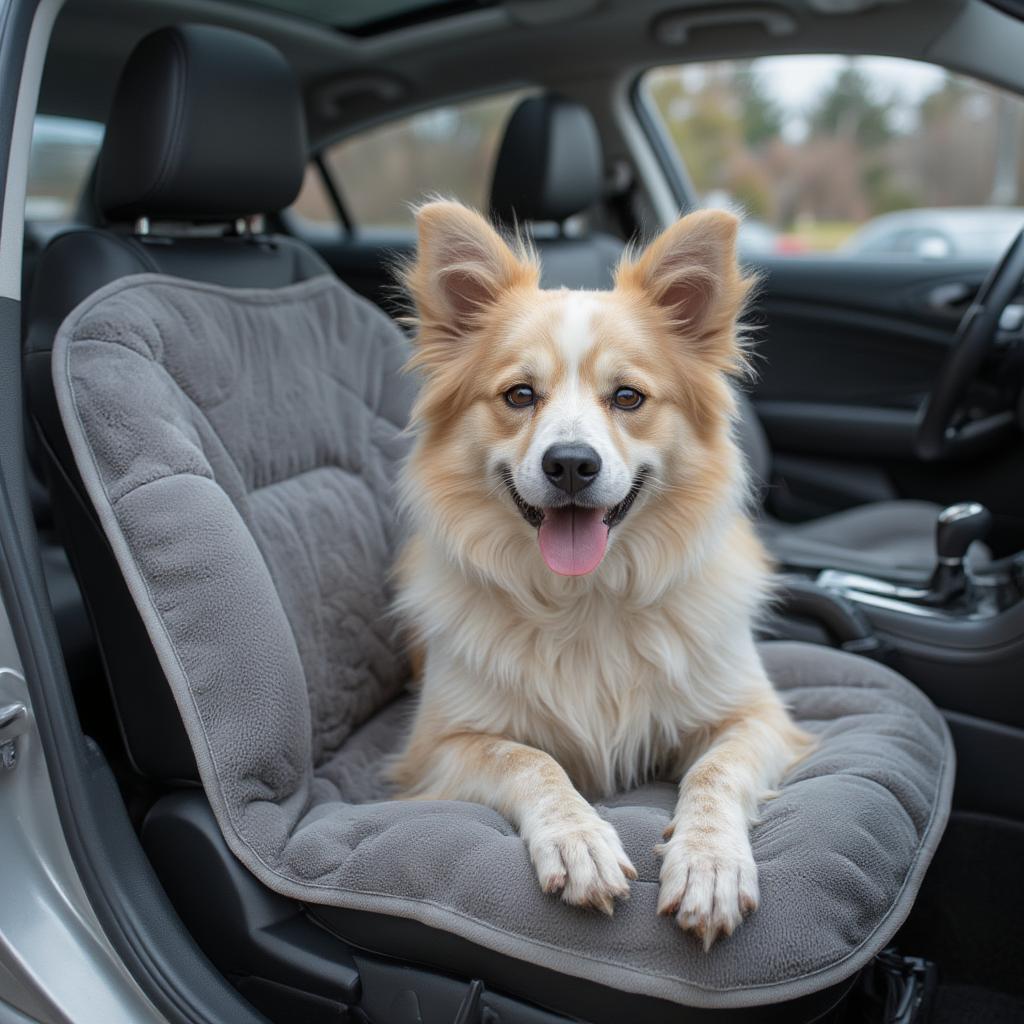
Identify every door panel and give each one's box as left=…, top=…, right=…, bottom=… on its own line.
left=746, top=255, right=1024, bottom=552
left=748, top=256, right=991, bottom=408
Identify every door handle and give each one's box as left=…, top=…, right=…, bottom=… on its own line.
left=926, top=282, right=973, bottom=312
left=999, top=303, right=1023, bottom=333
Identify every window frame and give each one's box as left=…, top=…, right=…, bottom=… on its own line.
left=312, top=151, right=352, bottom=233
left=629, top=70, right=699, bottom=213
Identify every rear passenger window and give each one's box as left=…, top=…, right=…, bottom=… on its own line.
left=27, top=115, right=103, bottom=222
left=290, top=164, right=342, bottom=238
left=298, top=89, right=534, bottom=232
left=640, top=56, right=1024, bottom=261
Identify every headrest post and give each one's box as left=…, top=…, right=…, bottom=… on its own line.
left=132, top=217, right=151, bottom=237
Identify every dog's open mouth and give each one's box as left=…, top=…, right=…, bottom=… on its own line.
left=502, top=469, right=646, bottom=577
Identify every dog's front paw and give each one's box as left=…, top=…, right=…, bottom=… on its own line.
left=528, top=811, right=637, bottom=915
left=656, top=832, right=759, bottom=949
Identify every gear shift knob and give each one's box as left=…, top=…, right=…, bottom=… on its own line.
left=936, top=502, right=992, bottom=565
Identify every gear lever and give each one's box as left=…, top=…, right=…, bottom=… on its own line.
left=929, top=502, right=992, bottom=603
left=817, top=501, right=997, bottom=613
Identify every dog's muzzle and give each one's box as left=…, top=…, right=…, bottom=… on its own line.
left=502, top=467, right=647, bottom=529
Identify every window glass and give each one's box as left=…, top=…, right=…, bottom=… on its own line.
left=290, top=164, right=342, bottom=236
left=641, top=57, right=1024, bottom=260
left=26, top=115, right=103, bottom=222
left=319, top=89, right=534, bottom=231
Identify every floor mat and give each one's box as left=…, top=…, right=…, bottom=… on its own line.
left=932, top=984, right=1024, bottom=1024
left=897, top=812, right=1024, bottom=997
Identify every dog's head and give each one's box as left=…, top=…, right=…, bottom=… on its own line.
left=402, top=201, right=753, bottom=584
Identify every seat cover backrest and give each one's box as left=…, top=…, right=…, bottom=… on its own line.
left=55, top=272, right=413, bottom=773
left=24, top=24, right=379, bottom=780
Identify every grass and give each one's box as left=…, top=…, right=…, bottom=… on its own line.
left=785, top=220, right=860, bottom=253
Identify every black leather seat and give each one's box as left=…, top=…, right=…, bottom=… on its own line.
left=489, top=94, right=980, bottom=582
left=24, top=26, right=332, bottom=781
left=23, top=211, right=101, bottom=702
left=25, top=433, right=100, bottom=698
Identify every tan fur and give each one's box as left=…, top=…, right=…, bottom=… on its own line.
left=392, top=201, right=814, bottom=948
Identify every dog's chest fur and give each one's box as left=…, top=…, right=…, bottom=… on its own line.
left=403, top=527, right=765, bottom=797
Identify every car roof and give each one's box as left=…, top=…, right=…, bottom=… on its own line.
left=40, top=0, right=1024, bottom=150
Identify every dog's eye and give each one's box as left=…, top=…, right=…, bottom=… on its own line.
left=505, top=385, right=536, bottom=408
left=612, top=387, right=644, bottom=410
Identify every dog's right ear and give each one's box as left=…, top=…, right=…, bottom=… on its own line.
left=406, top=201, right=537, bottom=335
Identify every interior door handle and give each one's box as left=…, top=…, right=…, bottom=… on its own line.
left=999, top=303, right=1023, bottom=332
left=926, top=282, right=973, bottom=311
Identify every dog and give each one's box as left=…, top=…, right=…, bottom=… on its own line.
left=390, top=200, right=813, bottom=948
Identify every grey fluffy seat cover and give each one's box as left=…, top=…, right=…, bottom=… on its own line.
left=53, top=273, right=954, bottom=1010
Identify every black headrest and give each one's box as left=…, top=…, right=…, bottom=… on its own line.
left=96, top=25, right=306, bottom=223
left=490, top=94, right=604, bottom=225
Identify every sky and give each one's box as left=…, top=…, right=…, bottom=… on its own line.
left=758, top=54, right=946, bottom=109
left=672, top=54, right=950, bottom=141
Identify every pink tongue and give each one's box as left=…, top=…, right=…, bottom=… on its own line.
left=538, top=507, right=609, bottom=576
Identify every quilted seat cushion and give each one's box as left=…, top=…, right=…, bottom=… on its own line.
left=312, top=642, right=953, bottom=1008
left=53, top=274, right=953, bottom=1010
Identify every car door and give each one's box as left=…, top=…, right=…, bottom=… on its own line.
left=639, top=55, right=1024, bottom=553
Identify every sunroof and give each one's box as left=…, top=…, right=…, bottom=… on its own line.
left=243, top=0, right=497, bottom=34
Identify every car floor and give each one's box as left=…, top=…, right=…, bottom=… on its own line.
left=932, top=984, right=1024, bottom=1024
left=895, top=812, right=1024, bottom=1024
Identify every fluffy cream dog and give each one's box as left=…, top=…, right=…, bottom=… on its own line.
left=391, top=200, right=812, bottom=947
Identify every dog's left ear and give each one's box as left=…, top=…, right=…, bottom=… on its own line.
left=617, top=210, right=748, bottom=353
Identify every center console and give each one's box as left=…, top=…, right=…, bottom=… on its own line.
left=772, top=503, right=1024, bottom=729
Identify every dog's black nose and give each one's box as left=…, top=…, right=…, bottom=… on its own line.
left=542, top=444, right=602, bottom=495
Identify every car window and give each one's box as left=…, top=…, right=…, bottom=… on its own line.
left=640, top=56, right=1024, bottom=261
left=290, top=164, right=343, bottom=238
left=26, top=115, right=103, bottom=222
left=294, top=89, right=534, bottom=234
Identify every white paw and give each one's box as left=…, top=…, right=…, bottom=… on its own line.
left=528, top=812, right=637, bottom=915
left=656, top=832, right=759, bottom=949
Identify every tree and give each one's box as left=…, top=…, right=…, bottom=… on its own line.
left=646, top=70, right=737, bottom=193
left=809, top=66, right=892, bottom=149
left=897, top=75, right=1001, bottom=208
left=732, top=65, right=783, bottom=150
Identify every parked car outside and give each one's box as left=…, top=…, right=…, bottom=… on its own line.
left=840, top=206, right=1024, bottom=259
